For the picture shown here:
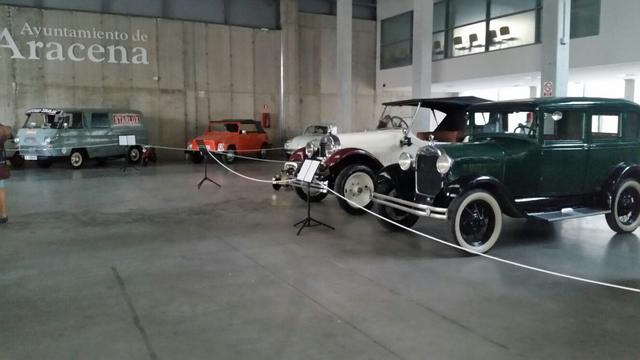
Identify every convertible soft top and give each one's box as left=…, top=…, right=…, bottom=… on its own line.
left=382, top=96, right=490, bottom=110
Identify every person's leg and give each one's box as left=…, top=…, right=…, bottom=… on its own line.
left=0, top=180, right=6, bottom=221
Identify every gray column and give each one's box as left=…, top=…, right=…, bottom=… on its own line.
left=280, top=0, right=299, bottom=142
left=337, top=0, right=353, bottom=132
left=540, top=0, right=571, bottom=97
left=624, top=78, right=636, bottom=102
left=412, top=0, right=433, bottom=131
left=529, top=85, right=538, bottom=98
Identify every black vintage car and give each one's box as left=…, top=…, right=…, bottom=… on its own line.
left=373, top=97, right=640, bottom=254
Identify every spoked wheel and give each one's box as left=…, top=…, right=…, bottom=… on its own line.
left=448, top=190, right=502, bottom=254
left=376, top=179, right=419, bottom=231
left=335, top=164, right=375, bottom=215
left=223, top=146, right=236, bottom=164
left=606, top=179, right=640, bottom=233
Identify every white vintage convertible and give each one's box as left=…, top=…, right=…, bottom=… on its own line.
left=283, top=124, right=337, bottom=156
left=273, top=97, right=489, bottom=214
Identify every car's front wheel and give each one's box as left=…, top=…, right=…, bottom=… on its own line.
left=257, top=143, right=268, bottom=159
left=69, top=150, right=86, bottom=169
left=448, top=189, right=502, bottom=254
left=606, top=178, right=640, bottom=233
left=376, top=178, right=419, bottom=231
left=223, top=146, right=236, bottom=164
left=10, top=152, right=24, bottom=169
left=335, top=164, right=375, bottom=215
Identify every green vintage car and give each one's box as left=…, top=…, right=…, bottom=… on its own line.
left=373, top=97, right=640, bottom=253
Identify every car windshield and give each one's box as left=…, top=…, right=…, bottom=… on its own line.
left=304, top=125, right=328, bottom=135
left=471, top=110, right=537, bottom=137
left=376, top=106, right=423, bottom=130
left=23, top=113, right=57, bottom=129
left=209, top=123, right=239, bottom=132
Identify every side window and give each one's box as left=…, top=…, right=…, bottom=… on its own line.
left=70, top=113, right=84, bottom=129
left=91, top=113, right=110, bottom=128
left=543, top=111, right=585, bottom=141
left=591, top=113, right=620, bottom=138
left=622, top=112, right=640, bottom=141
left=238, top=123, right=258, bottom=133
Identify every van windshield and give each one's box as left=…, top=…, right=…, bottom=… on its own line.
left=209, top=123, right=239, bottom=132
left=24, top=113, right=56, bottom=129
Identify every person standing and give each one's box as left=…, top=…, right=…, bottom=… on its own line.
left=0, top=122, right=12, bottom=224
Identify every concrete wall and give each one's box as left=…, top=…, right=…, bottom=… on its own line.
left=0, top=5, right=282, bottom=157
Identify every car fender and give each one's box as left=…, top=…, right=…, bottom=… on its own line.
left=289, top=147, right=305, bottom=162
left=376, top=164, right=416, bottom=198
left=602, top=163, right=640, bottom=208
left=325, top=148, right=383, bottom=179
left=446, top=175, right=524, bottom=217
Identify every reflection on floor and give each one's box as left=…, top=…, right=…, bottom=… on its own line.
left=1, top=160, right=639, bottom=360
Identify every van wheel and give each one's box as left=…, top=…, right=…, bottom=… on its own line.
left=127, top=147, right=142, bottom=164
left=448, top=189, right=502, bottom=254
left=223, top=146, right=236, bottom=164
left=10, top=153, right=24, bottom=169
left=37, top=159, right=52, bottom=169
left=69, top=150, right=85, bottom=169
left=335, top=164, right=375, bottom=215
left=606, top=179, right=640, bottom=233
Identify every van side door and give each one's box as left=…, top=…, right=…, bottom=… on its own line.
left=89, top=112, right=113, bottom=157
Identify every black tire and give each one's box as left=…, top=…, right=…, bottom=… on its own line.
left=295, top=185, right=328, bottom=202
left=69, top=150, right=85, bottom=169
left=190, top=152, right=204, bottom=164
left=376, top=178, right=419, bottom=231
left=257, top=143, right=268, bottom=159
left=223, top=146, right=236, bottom=164
left=448, top=189, right=502, bottom=254
left=606, top=178, right=640, bottom=233
left=334, top=164, right=376, bottom=215
left=10, top=153, right=24, bottom=169
left=127, top=146, right=142, bottom=164
left=37, top=159, right=52, bottom=169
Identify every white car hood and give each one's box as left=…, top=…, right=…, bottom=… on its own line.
left=335, top=129, right=428, bottom=166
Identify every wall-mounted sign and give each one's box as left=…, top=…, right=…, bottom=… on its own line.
left=543, top=80, right=553, bottom=97
left=0, top=22, right=150, bottom=65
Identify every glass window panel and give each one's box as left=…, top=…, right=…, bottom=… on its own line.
left=449, top=0, right=486, bottom=26
left=623, top=112, right=640, bottom=141
left=433, top=1, right=447, bottom=32
left=488, top=11, right=536, bottom=51
left=591, top=114, right=620, bottom=137
left=543, top=111, right=585, bottom=141
left=109, top=0, right=162, bottom=17
left=228, top=0, right=279, bottom=29
left=432, top=31, right=445, bottom=60
left=381, top=12, right=413, bottom=46
left=164, top=0, right=225, bottom=24
left=91, top=113, right=111, bottom=129
left=490, top=0, right=537, bottom=18
left=451, top=22, right=486, bottom=57
left=571, top=0, right=600, bottom=38
left=381, top=40, right=412, bottom=69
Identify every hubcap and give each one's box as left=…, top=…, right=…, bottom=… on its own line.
left=344, top=172, right=374, bottom=208
left=261, top=148, right=267, bottom=157
left=71, top=153, right=82, bottom=167
left=459, top=200, right=495, bottom=247
left=227, top=150, right=236, bottom=162
left=617, top=187, right=640, bottom=225
left=130, top=149, right=140, bottom=161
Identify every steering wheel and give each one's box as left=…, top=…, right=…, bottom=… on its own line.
left=513, top=124, right=532, bottom=135
left=390, top=116, right=409, bottom=129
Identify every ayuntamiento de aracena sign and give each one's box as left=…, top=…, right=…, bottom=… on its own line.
left=0, top=22, right=150, bottom=65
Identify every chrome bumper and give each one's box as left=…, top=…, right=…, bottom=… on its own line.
left=372, top=192, right=448, bottom=220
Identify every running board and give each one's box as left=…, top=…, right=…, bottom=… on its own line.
left=527, top=207, right=610, bottom=222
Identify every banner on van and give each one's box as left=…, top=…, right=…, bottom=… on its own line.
left=112, top=114, right=141, bottom=127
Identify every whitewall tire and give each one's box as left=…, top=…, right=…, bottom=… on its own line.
left=448, top=190, right=502, bottom=254
left=606, top=179, right=640, bottom=233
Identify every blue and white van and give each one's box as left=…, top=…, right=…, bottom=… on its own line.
left=15, top=108, right=148, bottom=169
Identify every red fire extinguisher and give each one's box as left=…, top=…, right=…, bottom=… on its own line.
left=261, top=112, right=271, bottom=129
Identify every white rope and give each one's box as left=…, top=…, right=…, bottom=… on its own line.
left=323, top=187, right=640, bottom=294
left=146, top=144, right=289, bottom=164
left=206, top=148, right=292, bottom=184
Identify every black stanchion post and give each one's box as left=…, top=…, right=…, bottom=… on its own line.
left=196, top=140, right=221, bottom=189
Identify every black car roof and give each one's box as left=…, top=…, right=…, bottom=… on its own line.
left=382, top=96, right=490, bottom=109
left=468, top=97, right=640, bottom=111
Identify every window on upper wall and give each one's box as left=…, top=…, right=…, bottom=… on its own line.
left=381, top=11, right=413, bottom=70
left=571, top=0, right=601, bottom=38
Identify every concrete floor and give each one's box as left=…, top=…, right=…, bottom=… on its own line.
left=1, top=158, right=640, bottom=360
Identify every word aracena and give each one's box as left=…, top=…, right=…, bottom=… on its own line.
left=0, top=23, right=149, bottom=65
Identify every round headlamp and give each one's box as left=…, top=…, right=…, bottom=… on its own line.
left=436, top=153, right=453, bottom=174
left=305, top=142, right=317, bottom=158
left=322, top=134, right=341, bottom=157
left=13, top=137, right=19, bottom=144
left=398, top=152, right=413, bottom=171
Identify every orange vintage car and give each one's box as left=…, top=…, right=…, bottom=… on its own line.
left=186, top=119, right=270, bottom=164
